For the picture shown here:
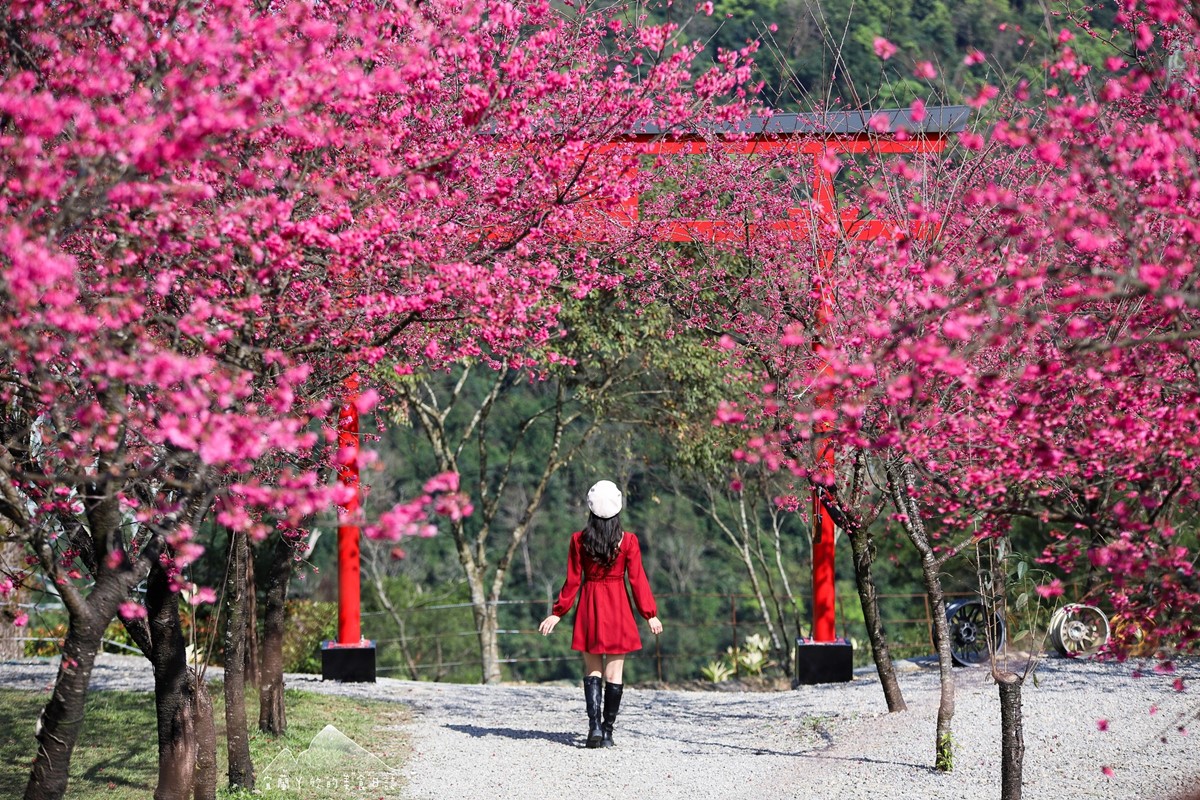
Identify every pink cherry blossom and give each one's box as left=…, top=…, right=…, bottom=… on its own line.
left=118, top=602, right=148, bottom=621
left=967, top=84, right=999, bottom=109
left=913, top=61, right=938, bottom=79
left=188, top=587, right=218, bottom=606
left=868, top=113, right=892, bottom=133
left=1036, top=580, right=1065, bottom=599
left=1, top=2, right=759, bottom=789
left=873, top=37, right=898, bottom=60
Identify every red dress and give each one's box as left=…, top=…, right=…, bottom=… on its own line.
left=552, top=531, right=657, bottom=654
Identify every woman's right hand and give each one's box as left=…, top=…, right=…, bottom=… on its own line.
left=538, top=614, right=561, bottom=636
left=648, top=616, right=663, bottom=635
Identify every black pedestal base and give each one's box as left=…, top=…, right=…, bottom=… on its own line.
left=321, top=641, right=377, bottom=683
left=793, top=638, right=853, bottom=685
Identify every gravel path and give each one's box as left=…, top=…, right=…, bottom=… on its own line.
left=2, top=654, right=1198, bottom=799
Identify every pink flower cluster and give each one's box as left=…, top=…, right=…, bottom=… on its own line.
left=0, top=0, right=754, bottom=607
left=621, top=2, right=1200, bottom=663
left=364, top=473, right=474, bottom=542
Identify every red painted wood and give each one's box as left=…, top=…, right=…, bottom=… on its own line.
left=810, top=151, right=839, bottom=642
left=337, top=373, right=362, bottom=645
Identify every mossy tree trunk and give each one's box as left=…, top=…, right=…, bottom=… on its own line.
left=886, top=457, right=955, bottom=771
left=842, top=504, right=907, bottom=712
left=25, top=480, right=159, bottom=800
left=131, top=560, right=217, bottom=800
left=259, top=536, right=292, bottom=734
left=815, top=451, right=906, bottom=712
left=224, top=530, right=254, bottom=790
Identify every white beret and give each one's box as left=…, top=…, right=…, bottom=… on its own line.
left=587, top=480, right=623, bottom=519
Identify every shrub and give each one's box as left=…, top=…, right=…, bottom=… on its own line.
left=282, top=600, right=338, bottom=674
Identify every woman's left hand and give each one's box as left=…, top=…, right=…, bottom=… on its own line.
left=648, top=616, right=663, bottom=635
left=538, top=614, right=561, bottom=635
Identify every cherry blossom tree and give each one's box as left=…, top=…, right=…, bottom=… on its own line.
left=0, top=0, right=755, bottom=797
left=646, top=1, right=1200, bottom=792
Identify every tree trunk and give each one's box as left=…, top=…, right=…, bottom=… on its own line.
left=24, top=505, right=151, bottom=800
left=259, top=537, right=291, bottom=735
left=21, top=402, right=162, bottom=800
left=474, top=595, right=502, bottom=684
left=244, top=550, right=259, bottom=688
left=998, top=671, right=1025, bottom=800
left=1, top=539, right=24, bottom=659
left=193, top=679, right=217, bottom=800
left=223, top=531, right=254, bottom=790
left=844, top=519, right=907, bottom=712
left=24, top=605, right=110, bottom=800
left=922, top=552, right=957, bottom=771
left=812, top=474, right=905, bottom=711
left=886, top=458, right=955, bottom=771
left=143, top=561, right=215, bottom=800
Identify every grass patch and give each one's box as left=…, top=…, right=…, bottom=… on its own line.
left=0, top=689, right=158, bottom=798
left=0, top=684, right=409, bottom=799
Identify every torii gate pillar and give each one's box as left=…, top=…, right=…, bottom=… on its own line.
left=794, top=149, right=853, bottom=685
left=321, top=373, right=377, bottom=682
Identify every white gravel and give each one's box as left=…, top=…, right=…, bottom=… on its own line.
left=2, top=653, right=1197, bottom=799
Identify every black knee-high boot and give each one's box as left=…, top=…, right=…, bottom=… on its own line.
left=584, top=677, right=605, bottom=748
left=601, top=682, right=623, bottom=747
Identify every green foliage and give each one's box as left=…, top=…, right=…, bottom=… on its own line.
left=629, top=0, right=1118, bottom=109
left=936, top=731, right=955, bottom=771
left=364, top=575, right=483, bottom=683
left=700, top=659, right=736, bottom=682
left=978, top=540, right=1060, bottom=654
left=282, top=600, right=338, bottom=674
left=698, top=631, right=774, bottom=681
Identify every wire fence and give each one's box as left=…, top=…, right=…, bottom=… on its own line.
left=360, top=590, right=963, bottom=684
left=5, top=600, right=147, bottom=659
left=8, top=591, right=971, bottom=685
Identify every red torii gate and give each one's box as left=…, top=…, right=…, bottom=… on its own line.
left=322, top=106, right=969, bottom=684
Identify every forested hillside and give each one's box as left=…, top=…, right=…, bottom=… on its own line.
left=643, top=0, right=1120, bottom=107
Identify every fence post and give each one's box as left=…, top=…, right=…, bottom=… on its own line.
left=730, top=592, right=739, bottom=678
left=655, top=632, right=663, bottom=683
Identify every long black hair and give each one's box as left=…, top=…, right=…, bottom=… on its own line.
left=580, top=513, right=623, bottom=569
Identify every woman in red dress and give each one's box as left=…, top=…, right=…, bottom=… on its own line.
left=539, top=480, right=662, bottom=748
